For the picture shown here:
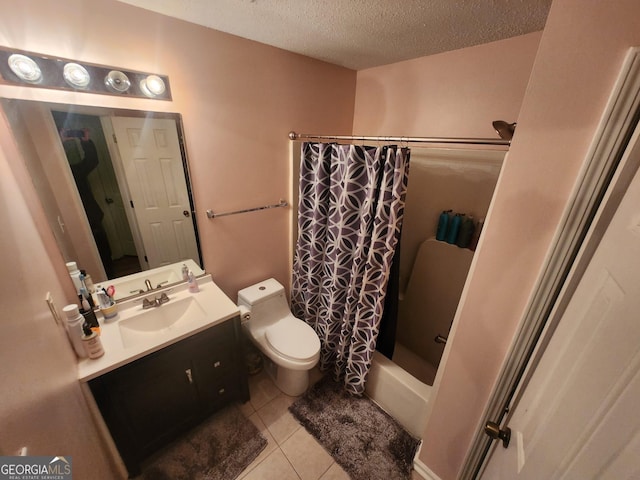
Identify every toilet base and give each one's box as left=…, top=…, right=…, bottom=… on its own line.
left=262, top=355, right=310, bottom=396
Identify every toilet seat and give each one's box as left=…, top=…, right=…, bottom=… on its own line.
left=265, top=317, right=320, bottom=362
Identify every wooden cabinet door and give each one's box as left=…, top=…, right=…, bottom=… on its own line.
left=89, top=317, right=248, bottom=476
left=100, top=344, right=200, bottom=457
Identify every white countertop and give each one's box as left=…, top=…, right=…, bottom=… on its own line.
left=77, top=275, right=239, bottom=382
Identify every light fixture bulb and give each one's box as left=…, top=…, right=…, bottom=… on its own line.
left=104, top=70, right=131, bottom=93
left=8, top=54, right=42, bottom=83
left=63, top=63, right=90, bottom=88
left=140, top=74, right=166, bottom=97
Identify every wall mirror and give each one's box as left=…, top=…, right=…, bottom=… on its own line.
left=2, top=98, right=203, bottom=301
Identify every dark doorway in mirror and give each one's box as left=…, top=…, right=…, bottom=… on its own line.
left=112, top=255, right=142, bottom=278
left=52, top=111, right=140, bottom=279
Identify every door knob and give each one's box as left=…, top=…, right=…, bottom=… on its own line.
left=484, top=421, right=511, bottom=448
left=183, top=210, right=191, bottom=217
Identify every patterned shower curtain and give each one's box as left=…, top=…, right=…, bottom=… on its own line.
left=291, top=142, right=410, bottom=395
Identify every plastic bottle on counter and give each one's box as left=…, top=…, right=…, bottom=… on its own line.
left=81, top=322, right=104, bottom=359
left=62, top=304, right=88, bottom=358
left=66, top=262, right=83, bottom=295
left=80, top=269, right=95, bottom=294
left=188, top=271, right=200, bottom=293
left=81, top=308, right=101, bottom=335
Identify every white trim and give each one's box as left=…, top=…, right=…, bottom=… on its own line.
left=461, top=46, right=640, bottom=479
left=413, top=458, right=443, bottom=480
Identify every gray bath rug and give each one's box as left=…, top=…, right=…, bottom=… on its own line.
left=138, top=405, right=267, bottom=480
left=289, top=375, right=420, bottom=480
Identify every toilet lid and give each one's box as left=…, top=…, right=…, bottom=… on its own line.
left=265, top=316, right=320, bottom=361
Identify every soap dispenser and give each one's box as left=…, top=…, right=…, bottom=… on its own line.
left=188, top=271, right=200, bottom=293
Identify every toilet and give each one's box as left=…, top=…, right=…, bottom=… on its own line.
left=237, top=278, right=320, bottom=396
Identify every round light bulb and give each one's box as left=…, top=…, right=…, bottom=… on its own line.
left=8, top=54, right=42, bottom=83
left=63, top=63, right=90, bottom=88
left=140, top=74, right=166, bottom=97
left=104, top=70, right=131, bottom=93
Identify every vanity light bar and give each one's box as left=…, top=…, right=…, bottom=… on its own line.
left=0, top=47, right=172, bottom=100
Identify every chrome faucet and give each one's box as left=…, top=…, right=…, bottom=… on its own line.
left=142, top=292, right=170, bottom=309
left=144, top=279, right=153, bottom=291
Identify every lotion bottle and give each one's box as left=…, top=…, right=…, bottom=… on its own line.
left=81, top=322, right=104, bottom=359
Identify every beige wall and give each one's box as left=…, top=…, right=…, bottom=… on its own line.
left=415, top=1, right=640, bottom=478
left=0, top=0, right=355, bottom=475
left=353, top=31, right=542, bottom=477
left=353, top=31, right=542, bottom=138
left=0, top=109, right=118, bottom=477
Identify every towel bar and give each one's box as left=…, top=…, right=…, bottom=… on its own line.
left=206, top=199, right=288, bottom=219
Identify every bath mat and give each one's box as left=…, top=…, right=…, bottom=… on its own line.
left=137, top=404, right=267, bottom=480
left=289, top=375, right=420, bottom=480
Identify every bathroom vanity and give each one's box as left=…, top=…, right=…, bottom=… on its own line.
left=79, top=276, right=249, bottom=476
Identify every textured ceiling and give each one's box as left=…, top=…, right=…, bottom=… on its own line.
left=117, top=0, right=552, bottom=70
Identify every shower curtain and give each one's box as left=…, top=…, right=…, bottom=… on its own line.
left=291, top=142, right=410, bottom=395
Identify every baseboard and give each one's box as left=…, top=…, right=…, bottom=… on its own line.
left=413, top=458, right=443, bottom=480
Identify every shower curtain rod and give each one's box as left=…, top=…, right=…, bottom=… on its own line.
left=288, top=131, right=510, bottom=148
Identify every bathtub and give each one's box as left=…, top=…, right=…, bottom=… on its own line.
left=365, top=350, right=432, bottom=439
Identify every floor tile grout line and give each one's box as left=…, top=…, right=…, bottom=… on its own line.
left=245, top=370, right=346, bottom=479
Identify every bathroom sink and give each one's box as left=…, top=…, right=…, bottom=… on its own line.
left=118, top=296, right=207, bottom=348
left=77, top=274, right=244, bottom=383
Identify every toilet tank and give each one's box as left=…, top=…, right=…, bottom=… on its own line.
left=238, top=278, right=292, bottom=327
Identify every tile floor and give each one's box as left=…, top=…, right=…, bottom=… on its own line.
left=235, top=369, right=422, bottom=480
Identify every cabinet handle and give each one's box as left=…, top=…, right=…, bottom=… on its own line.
left=185, top=368, right=193, bottom=384
left=218, top=388, right=225, bottom=395
left=213, top=361, right=221, bottom=368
